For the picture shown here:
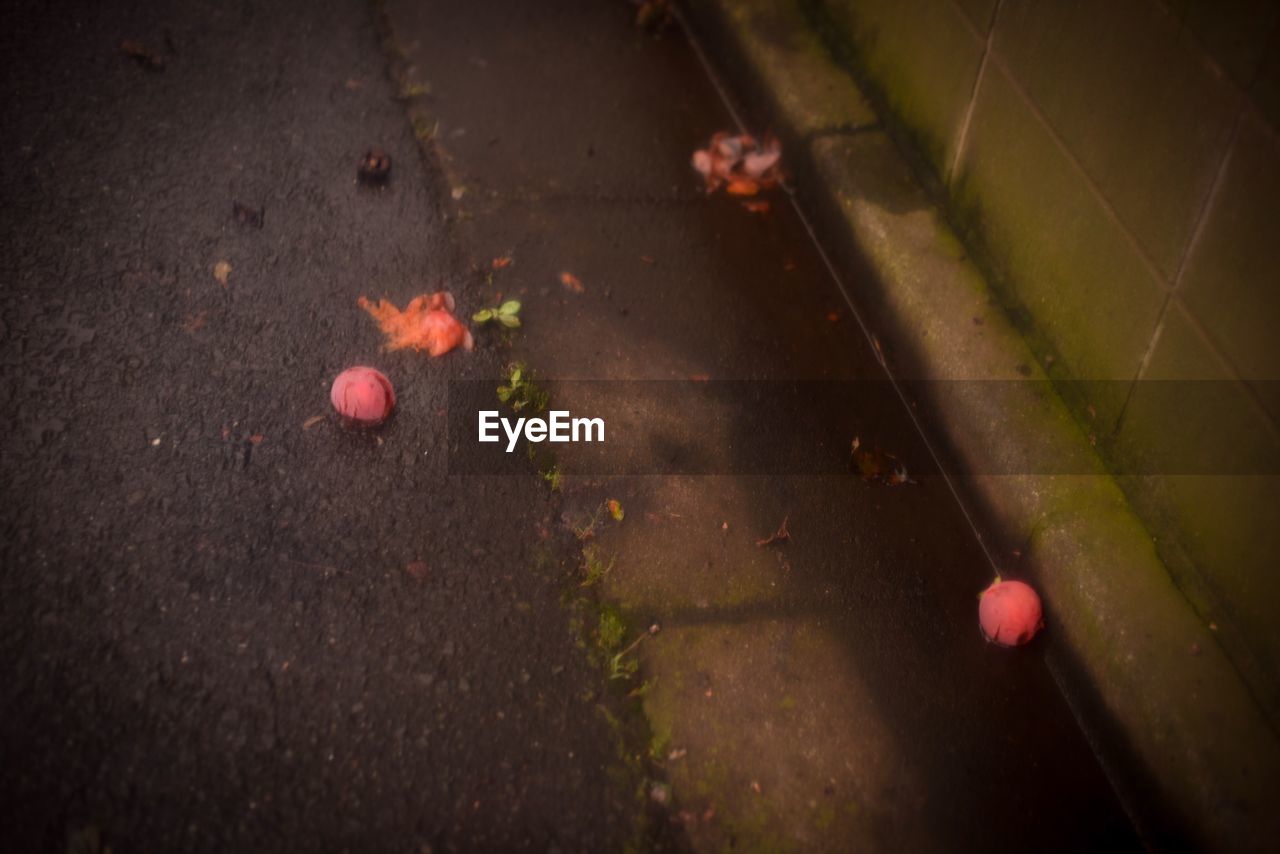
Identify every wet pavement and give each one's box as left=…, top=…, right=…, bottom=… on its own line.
left=385, top=0, right=1141, bottom=849
left=2, top=0, right=1137, bottom=850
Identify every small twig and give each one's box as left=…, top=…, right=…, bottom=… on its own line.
left=755, top=514, right=790, bottom=547
left=610, top=623, right=661, bottom=678
left=285, top=558, right=348, bottom=576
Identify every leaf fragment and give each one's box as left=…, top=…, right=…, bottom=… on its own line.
left=121, top=40, right=164, bottom=70
left=755, top=515, right=790, bottom=547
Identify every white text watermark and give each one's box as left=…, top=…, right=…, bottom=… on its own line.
left=478, top=410, right=605, bottom=453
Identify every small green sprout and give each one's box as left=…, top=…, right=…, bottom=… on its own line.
left=411, top=114, right=438, bottom=142
left=598, top=610, right=626, bottom=655
left=542, top=465, right=562, bottom=491
left=580, top=548, right=615, bottom=587
left=496, top=361, right=547, bottom=412
left=473, top=300, right=522, bottom=328
left=397, top=81, right=432, bottom=99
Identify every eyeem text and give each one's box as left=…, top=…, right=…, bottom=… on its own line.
left=478, top=410, right=605, bottom=452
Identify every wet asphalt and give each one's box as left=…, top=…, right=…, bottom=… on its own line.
left=2, top=0, right=1139, bottom=851
left=1, top=0, right=653, bottom=851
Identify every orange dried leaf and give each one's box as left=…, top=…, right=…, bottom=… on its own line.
left=357, top=291, right=474, bottom=357
left=560, top=272, right=585, bottom=293
left=726, top=179, right=759, bottom=196
left=492, top=256, right=513, bottom=270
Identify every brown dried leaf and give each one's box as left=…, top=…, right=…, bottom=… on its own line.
left=121, top=40, right=164, bottom=70
left=755, top=515, right=790, bottom=547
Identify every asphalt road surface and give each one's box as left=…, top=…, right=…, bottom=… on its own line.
left=1, top=0, right=658, bottom=850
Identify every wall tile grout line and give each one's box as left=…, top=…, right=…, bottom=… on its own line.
left=942, top=0, right=1279, bottom=436
left=1134, top=102, right=1241, bottom=384
left=1112, top=105, right=1240, bottom=434
left=1150, top=0, right=1280, bottom=145
left=982, top=51, right=1171, bottom=299
left=947, top=0, right=1003, bottom=184
left=1170, top=109, right=1243, bottom=293
left=1169, top=291, right=1280, bottom=438
left=1114, top=100, right=1280, bottom=442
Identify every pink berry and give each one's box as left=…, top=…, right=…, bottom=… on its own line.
left=979, top=578, right=1043, bottom=647
left=330, top=366, right=395, bottom=426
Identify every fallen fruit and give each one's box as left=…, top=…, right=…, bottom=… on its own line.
left=330, top=366, right=396, bottom=425
left=358, top=149, right=391, bottom=184
left=358, top=291, right=474, bottom=356
left=232, top=201, right=264, bottom=229
left=979, top=578, right=1043, bottom=647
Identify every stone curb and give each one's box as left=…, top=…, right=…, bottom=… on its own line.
left=680, top=0, right=1280, bottom=848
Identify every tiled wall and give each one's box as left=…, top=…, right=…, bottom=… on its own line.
left=819, top=0, right=1280, bottom=718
